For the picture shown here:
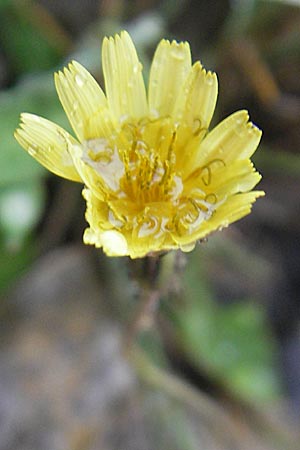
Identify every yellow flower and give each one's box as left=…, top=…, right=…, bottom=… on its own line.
left=15, top=31, right=264, bottom=258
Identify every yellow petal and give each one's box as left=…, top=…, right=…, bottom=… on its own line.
left=172, top=191, right=264, bottom=246
left=82, top=188, right=129, bottom=256
left=67, top=145, right=109, bottom=201
left=173, top=61, right=218, bottom=131
left=82, top=187, right=110, bottom=229
left=87, top=107, right=116, bottom=140
left=185, top=159, right=262, bottom=197
left=84, top=228, right=129, bottom=256
left=205, top=191, right=265, bottom=233
left=14, top=113, right=81, bottom=182
left=148, top=38, right=192, bottom=118
left=210, top=160, right=262, bottom=196
left=54, top=61, right=108, bottom=141
left=102, top=31, right=148, bottom=122
left=100, top=230, right=129, bottom=256
left=190, top=110, right=262, bottom=172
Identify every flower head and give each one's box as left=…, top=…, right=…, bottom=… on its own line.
left=15, top=31, right=264, bottom=258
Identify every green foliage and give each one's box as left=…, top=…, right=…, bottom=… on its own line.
left=0, top=72, right=68, bottom=294
left=0, top=237, right=36, bottom=293
left=0, top=2, right=64, bottom=75
left=166, top=247, right=281, bottom=402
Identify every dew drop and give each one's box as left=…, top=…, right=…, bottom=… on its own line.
left=192, top=118, right=202, bottom=135
left=205, top=193, right=217, bottom=204
left=219, top=220, right=229, bottom=231
left=171, top=49, right=185, bottom=61
left=206, top=75, right=214, bottom=86
left=235, top=116, right=244, bottom=126
left=180, top=242, right=196, bottom=252
left=234, top=126, right=246, bottom=138
left=150, top=108, right=159, bottom=118
left=75, top=74, right=84, bottom=87
left=70, top=102, right=79, bottom=117
left=30, top=115, right=43, bottom=123
left=133, top=62, right=142, bottom=74
left=28, top=146, right=37, bottom=156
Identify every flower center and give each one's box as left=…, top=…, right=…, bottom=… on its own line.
left=119, top=120, right=183, bottom=205
left=83, top=117, right=184, bottom=206
left=82, top=117, right=220, bottom=242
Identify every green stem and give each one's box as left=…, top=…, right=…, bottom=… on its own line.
left=131, top=346, right=296, bottom=450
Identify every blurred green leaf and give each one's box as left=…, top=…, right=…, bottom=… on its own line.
left=166, top=247, right=281, bottom=402
left=0, top=69, right=63, bottom=292
left=0, top=238, right=36, bottom=293
left=254, top=147, right=300, bottom=176
left=0, top=2, right=66, bottom=75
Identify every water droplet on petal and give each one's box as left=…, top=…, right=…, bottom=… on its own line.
left=180, top=242, right=196, bottom=252
left=218, top=220, right=229, bottom=231
left=171, top=48, right=185, bottom=61
left=235, top=116, right=244, bottom=126
left=206, top=74, right=215, bottom=86
left=133, top=62, right=142, bottom=74
left=205, top=193, right=217, bottom=204
left=28, top=146, right=37, bottom=156
left=192, top=118, right=202, bottom=135
left=75, top=74, right=84, bottom=87
left=30, top=115, right=43, bottom=123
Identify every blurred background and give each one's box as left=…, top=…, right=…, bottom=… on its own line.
left=1, top=0, right=300, bottom=449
